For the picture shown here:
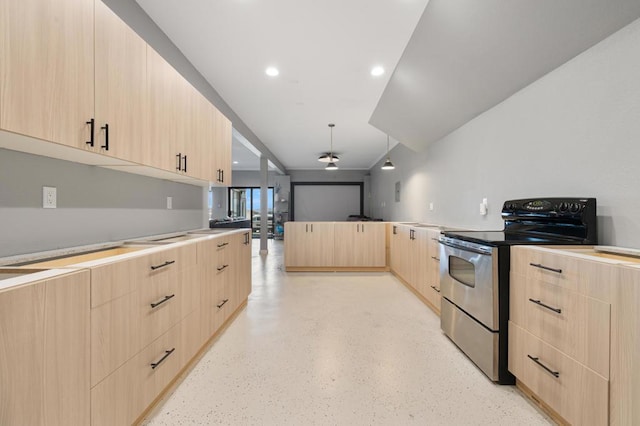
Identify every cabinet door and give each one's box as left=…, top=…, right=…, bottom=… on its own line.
left=146, top=46, right=180, bottom=172
left=409, top=228, right=429, bottom=294
left=0, top=270, right=90, bottom=426
left=213, top=108, right=232, bottom=185
left=285, top=222, right=334, bottom=267
left=1, top=0, right=94, bottom=148
left=334, top=223, right=386, bottom=267
left=94, top=0, right=147, bottom=162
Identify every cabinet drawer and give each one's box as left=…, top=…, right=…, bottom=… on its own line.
left=510, top=273, right=610, bottom=378
left=91, top=244, right=196, bottom=308
left=508, top=323, right=608, bottom=426
left=511, top=246, right=615, bottom=301
left=91, top=322, right=182, bottom=426
left=91, top=290, right=141, bottom=387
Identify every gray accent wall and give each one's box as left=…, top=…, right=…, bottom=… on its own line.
left=0, top=149, right=203, bottom=257
left=369, top=17, right=640, bottom=247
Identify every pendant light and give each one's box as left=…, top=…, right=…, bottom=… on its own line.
left=381, top=134, right=395, bottom=170
left=326, top=124, right=338, bottom=170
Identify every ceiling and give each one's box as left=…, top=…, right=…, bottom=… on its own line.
left=135, top=0, right=429, bottom=171
left=135, top=0, right=640, bottom=171
left=371, top=0, right=640, bottom=151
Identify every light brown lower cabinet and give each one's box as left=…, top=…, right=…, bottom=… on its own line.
left=90, top=234, right=251, bottom=425
left=509, top=245, right=640, bottom=425
left=0, top=270, right=90, bottom=426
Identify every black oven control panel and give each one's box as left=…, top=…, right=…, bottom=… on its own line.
left=502, top=198, right=595, bottom=217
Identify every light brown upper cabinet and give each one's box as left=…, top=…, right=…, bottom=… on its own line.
left=214, top=108, right=232, bottom=185
left=2, top=0, right=233, bottom=183
left=93, top=0, right=147, bottom=162
left=0, top=0, right=94, bottom=148
left=146, top=46, right=180, bottom=173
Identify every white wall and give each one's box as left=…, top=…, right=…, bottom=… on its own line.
left=0, top=148, right=204, bottom=257
left=370, top=17, right=640, bottom=247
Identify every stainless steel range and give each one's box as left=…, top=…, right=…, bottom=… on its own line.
left=439, top=198, right=597, bottom=384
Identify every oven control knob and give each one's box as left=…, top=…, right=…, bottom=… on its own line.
left=558, top=202, right=569, bottom=212
left=569, top=203, right=581, bottom=213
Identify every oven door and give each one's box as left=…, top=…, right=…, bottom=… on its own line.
left=439, top=236, right=498, bottom=331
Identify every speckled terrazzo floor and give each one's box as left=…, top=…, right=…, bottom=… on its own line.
left=142, top=239, right=552, bottom=426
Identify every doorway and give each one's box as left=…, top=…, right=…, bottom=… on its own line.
left=229, top=187, right=274, bottom=238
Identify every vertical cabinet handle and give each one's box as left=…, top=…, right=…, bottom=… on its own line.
left=176, top=153, right=182, bottom=171
left=150, top=348, right=175, bottom=370
left=356, top=224, right=360, bottom=232
left=86, top=118, right=95, bottom=147
left=311, top=224, right=313, bottom=232
left=100, top=123, right=109, bottom=150
left=217, top=264, right=229, bottom=271
left=182, top=155, right=187, bottom=172
left=216, top=298, right=229, bottom=309
left=393, top=226, right=397, bottom=235
left=221, top=169, right=224, bottom=182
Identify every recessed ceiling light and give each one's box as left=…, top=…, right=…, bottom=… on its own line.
left=371, top=66, right=385, bottom=77
left=233, top=161, right=239, bottom=164
left=265, top=67, right=279, bottom=77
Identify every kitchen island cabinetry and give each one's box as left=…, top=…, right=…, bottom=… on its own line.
left=509, top=245, right=640, bottom=425
left=285, top=222, right=388, bottom=271
left=284, top=222, right=336, bottom=269
left=333, top=222, right=386, bottom=267
left=0, top=270, right=90, bottom=426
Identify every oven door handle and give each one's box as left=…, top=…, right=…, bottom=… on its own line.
left=439, top=239, right=491, bottom=256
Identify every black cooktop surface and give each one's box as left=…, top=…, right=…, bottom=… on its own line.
left=442, top=230, right=584, bottom=246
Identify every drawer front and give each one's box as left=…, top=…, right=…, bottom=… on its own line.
left=508, top=323, right=608, bottom=426
left=200, top=266, right=228, bottom=341
left=91, top=322, right=182, bottom=426
left=91, top=244, right=197, bottom=308
left=91, top=290, right=141, bottom=387
left=511, top=247, right=582, bottom=292
left=511, top=246, right=616, bottom=301
left=139, top=267, right=183, bottom=349
left=510, top=273, right=610, bottom=378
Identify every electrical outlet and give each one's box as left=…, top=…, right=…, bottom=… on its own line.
left=429, top=202, right=434, bottom=211
left=167, top=196, right=173, bottom=209
left=43, top=186, right=57, bottom=209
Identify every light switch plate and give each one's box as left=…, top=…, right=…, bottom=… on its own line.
left=167, top=196, right=173, bottom=209
left=43, top=186, right=56, bottom=209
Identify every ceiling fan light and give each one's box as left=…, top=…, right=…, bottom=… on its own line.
left=318, top=153, right=340, bottom=163
left=381, top=158, right=395, bottom=170
left=325, top=161, right=339, bottom=170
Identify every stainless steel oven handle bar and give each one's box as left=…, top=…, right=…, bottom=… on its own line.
left=438, top=238, right=492, bottom=256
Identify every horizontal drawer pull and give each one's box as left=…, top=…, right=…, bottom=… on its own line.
left=150, top=260, right=175, bottom=270
left=529, top=262, right=562, bottom=274
left=216, top=298, right=229, bottom=309
left=217, top=242, right=229, bottom=248
left=431, top=256, right=440, bottom=261
left=527, top=354, right=560, bottom=378
left=150, top=348, right=175, bottom=370
left=528, top=298, right=562, bottom=314
left=150, top=294, right=175, bottom=308
left=430, top=285, right=441, bottom=293
left=217, top=264, right=229, bottom=272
